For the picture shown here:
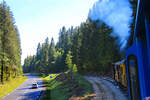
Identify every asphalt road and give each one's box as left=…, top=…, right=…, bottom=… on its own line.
left=0, top=74, right=45, bottom=100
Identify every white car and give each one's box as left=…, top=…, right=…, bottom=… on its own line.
left=32, top=82, right=38, bottom=88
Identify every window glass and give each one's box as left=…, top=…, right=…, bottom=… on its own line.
left=128, top=56, right=141, bottom=100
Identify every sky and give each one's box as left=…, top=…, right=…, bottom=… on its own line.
left=2, top=0, right=97, bottom=64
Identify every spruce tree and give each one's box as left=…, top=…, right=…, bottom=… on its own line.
left=48, top=37, right=56, bottom=72
left=0, top=1, right=22, bottom=83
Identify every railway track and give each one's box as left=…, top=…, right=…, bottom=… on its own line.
left=85, top=76, right=128, bottom=100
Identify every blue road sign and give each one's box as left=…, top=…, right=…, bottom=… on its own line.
left=50, top=76, right=52, bottom=78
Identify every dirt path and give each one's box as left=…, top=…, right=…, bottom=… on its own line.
left=84, top=76, right=128, bottom=100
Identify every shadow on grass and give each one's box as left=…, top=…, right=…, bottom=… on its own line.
left=41, top=73, right=94, bottom=100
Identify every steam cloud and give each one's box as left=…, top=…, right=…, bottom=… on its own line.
left=89, top=0, right=133, bottom=48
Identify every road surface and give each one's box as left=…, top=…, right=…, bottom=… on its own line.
left=0, top=74, right=45, bottom=100
left=85, top=76, right=128, bottom=100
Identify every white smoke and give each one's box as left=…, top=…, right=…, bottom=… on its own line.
left=89, top=0, right=133, bottom=48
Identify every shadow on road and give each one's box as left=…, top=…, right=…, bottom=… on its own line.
left=21, top=90, right=46, bottom=100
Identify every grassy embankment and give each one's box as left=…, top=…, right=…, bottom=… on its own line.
left=0, top=76, right=27, bottom=98
left=41, top=72, right=95, bottom=100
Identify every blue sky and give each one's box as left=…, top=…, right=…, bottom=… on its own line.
left=2, top=0, right=97, bottom=64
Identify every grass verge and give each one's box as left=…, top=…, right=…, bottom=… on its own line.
left=41, top=72, right=94, bottom=100
left=0, top=76, right=27, bottom=98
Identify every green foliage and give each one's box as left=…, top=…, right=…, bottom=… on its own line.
left=73, top=64, right=78, bottom=73
left=41, top=73, right=93, bottom=100
left=0, top=1, right=22, bottom=83
left=23, top=37, right=62, bottom=74
left=65, top=51, right=73, bottom=72
left=23, top=18, right=122, bottom=76
left=72, top=19, right=122, bottom=74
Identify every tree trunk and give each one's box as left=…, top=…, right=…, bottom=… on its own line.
left=1, top=59, right=4, bottom=84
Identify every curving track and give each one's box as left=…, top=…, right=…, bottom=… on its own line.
left=85, top=76, right=128, bottom=100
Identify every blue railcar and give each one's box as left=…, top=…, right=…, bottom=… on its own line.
left=126, top=0, right=150, bottom=100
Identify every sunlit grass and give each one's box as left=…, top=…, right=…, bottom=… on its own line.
left=41, top=73, right=62, bottom=100
left=0, top=76, right=27, bottom=98
left=42, top=74, right=59, bottom=80
left=41, top=73, right=93, bottom=100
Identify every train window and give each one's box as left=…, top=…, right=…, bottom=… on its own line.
left=127, top=55, right=141, bottom=100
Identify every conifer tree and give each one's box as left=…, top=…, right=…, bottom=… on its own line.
left=0, top=1, right=22, bottom=83
left=48, top=37, right=56, bottom=72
